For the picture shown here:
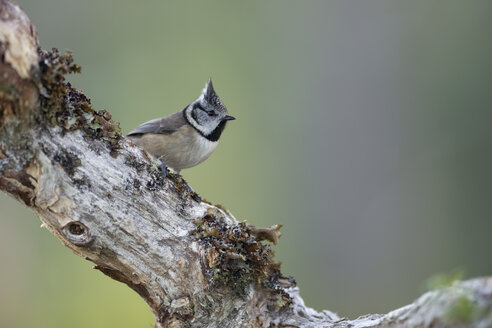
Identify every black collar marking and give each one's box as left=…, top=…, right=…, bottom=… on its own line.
left=183, top=109, right=226, bottom=142
left=206, top=120, right=227, bottom=142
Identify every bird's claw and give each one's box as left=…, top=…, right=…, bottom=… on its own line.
left=158, top=161, right=168, bottom=178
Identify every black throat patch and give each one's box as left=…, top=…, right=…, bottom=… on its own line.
left=183, top=109, right=227, bottom=142
left=206, top=120, right=227, bottom=142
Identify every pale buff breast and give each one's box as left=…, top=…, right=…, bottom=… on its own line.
left=129, top=125, right=218, bottom=171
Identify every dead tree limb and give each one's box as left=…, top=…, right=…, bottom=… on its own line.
left=1, top=1, right=491, bottom=327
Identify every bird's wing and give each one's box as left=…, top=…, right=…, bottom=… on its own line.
left=127, top=111, right=187, bottom=136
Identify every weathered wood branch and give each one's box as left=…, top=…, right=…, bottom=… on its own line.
left=1, top=1, right=491, bottom=327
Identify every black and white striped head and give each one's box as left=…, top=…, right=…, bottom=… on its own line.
left=184, top=79, right=235, bottom=142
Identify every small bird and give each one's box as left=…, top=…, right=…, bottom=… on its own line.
left=127, top=79, right=235, bottom=175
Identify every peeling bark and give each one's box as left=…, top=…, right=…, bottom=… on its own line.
left=1, top=1, right=491, bottom=327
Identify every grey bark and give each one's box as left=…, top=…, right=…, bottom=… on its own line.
left=0, top=1, right=491, bottom=327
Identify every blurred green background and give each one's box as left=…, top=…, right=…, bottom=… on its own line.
left=1, top=0, right=492, bottom=327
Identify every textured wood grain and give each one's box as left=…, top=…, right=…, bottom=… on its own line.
left=0, top=1, right=491, bottom=327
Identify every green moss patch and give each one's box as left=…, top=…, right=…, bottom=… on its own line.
left=446, top=294, right=478, bottom=325
left=38, top=48, right=122, bottom=155
left=193, top=208, right=293, bottom=309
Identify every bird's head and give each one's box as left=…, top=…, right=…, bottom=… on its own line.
left=185, top=79, right=235, bottom=141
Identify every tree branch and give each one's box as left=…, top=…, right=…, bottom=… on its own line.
left=1, top=1, right=491, bottom=327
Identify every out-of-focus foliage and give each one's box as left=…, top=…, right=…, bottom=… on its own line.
left=1, top=1, right=491, bottom=327
left=424, top=269, right=465, bottom=291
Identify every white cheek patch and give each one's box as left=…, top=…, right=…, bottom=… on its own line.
left=185, top=107, right=208, bottom=135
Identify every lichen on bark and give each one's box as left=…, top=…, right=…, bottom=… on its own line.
left=1, top=1, right=492, bottom=327
left=38, top=48, right=122, bottom=155
left=193, top=207, right=293, bottom=307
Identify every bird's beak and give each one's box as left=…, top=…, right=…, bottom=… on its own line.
left=223, top=115, right=236, bottom=121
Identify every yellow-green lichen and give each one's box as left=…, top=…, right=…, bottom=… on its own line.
left=425, top=269, right=465, bottom=291
left=446, top=294, right=477, bottom=324
left=38, top=48, right=122, bottom=155
left=193, top=208, right=293, bottom=309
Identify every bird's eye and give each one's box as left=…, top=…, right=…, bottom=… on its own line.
left=193, top=103, right=216, bottom=117
left=194, top=103, right=206, bottom=112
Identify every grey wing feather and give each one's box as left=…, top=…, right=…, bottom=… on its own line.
left=127, top=111, right=187, bottom=136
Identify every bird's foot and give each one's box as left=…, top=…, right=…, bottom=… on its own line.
left=158, top=161, right=168, bottom=178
